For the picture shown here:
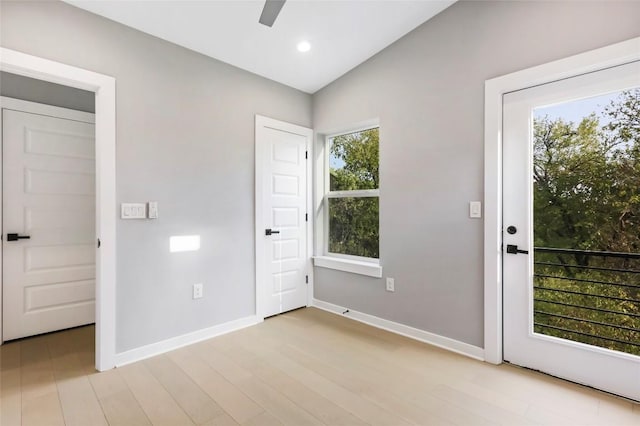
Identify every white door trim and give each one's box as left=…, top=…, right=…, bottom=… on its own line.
left=255, top=115, right=314, bottom=320
left=0, top=48, right=117, bottom=371
left=483, top=36, right=640, bottom=365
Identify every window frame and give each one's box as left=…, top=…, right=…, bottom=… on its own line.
left=322, top=125, right=381, bottom=267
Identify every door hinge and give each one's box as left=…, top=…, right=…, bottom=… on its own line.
left=305, top=213, right=308, bottom=222
left=97, top=238, right=101, bottom=248
left=305, top=150, right=308, bottom=159
left=305, top=275, right=309, bottom=284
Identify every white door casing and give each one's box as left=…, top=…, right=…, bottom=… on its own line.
left=502, top=61, right=640, bottom=401
left=255, top=115, right=313, bottom=319
left=0, top=48, right=116, bottom=371
left=2, top=107, right=96, bottom=341
left=483, top=37, right=640, bottom=365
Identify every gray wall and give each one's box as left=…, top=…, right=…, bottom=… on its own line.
left=3, top=0, right=638, bottom=355
left=1, top=71, right=95, bottom=113
left=312, top=0, right=640, bottom=348
left=0, top=0, right=312, bottom=352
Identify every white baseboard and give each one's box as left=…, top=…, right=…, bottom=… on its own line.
left=312, top=299, right=485, bottom=361
left=114, top=315, right=261, bottom=367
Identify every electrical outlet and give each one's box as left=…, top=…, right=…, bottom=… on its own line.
left=386, top=277, right=395, bottom=292
left=193, top=283, right=203, bottom=299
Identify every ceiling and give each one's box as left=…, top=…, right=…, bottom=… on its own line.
left=64, top=0, right=456, bottom=93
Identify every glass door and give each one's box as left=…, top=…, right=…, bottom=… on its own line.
left=503, top=61, right=640, bottom=401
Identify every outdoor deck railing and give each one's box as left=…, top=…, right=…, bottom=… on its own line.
left=533, top=247, right=640, bottom=355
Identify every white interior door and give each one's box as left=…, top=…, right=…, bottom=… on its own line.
left=256, top=116, right=311, bottom=318
left=2, top=106, right=96, bottom=341
left=503, top=61, right=640, bottom=400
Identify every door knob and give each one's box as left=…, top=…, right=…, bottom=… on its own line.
left=265, top=229, right=280, bottom=236
left=506, top=244, right=528, bottom=254
left=6, top=233, right=31, bottom=241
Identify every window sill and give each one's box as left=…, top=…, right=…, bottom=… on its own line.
left=313, top=256, right=382, bottom=278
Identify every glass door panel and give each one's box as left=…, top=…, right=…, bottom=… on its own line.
left=532, top=90, right=640, bottom=356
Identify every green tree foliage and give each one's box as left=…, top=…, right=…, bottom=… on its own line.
left=532, top=89, right=640, bottom=355
left=329, top=128, right=379, bottom=191
left=328, top=128, right=379, bottom=258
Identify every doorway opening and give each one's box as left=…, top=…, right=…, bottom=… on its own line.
left=0, top=47, right=116, bottom=371
left=1, top=95, right=96, bottom=346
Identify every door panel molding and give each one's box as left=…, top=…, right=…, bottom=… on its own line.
left=0, top=48, right=116, bottom=371
left=255, top=115, right=313, bottom=320
left=483, top=36, right=640, bottom=365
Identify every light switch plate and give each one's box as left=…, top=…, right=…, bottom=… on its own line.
left=121, top=203, right=146, bottom=219
left=469, top=201, right=482, bottom=218
left=148, top=201, right=158, bottom=219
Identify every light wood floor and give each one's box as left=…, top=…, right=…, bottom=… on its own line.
left=1, top=308, right=639, bottom=426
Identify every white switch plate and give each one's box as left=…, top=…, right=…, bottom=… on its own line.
left=386, top=277, right=395, bottom=292
left=469, top=201, right=482, bottom=218
left=121, top=203, right=146, bottom=219
left=148, top=201, right=158, bottom=219
left=193, top=283, right=203, bottom=299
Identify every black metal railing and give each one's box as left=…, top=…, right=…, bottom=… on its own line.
left=533, top=247, right=640, bottom=356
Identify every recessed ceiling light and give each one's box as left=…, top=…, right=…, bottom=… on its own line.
left=297, top=41, right=311, bottom=53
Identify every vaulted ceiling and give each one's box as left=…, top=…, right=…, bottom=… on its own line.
left=64, top=1, right=456, bottom=93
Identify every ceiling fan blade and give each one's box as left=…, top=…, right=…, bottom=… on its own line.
left=259, top=0, right=286, bottom=27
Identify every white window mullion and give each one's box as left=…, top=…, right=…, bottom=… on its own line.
left=326, top=189, right=379, bottom=199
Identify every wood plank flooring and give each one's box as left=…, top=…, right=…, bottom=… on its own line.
left=1, top=307, right=639, bottom=425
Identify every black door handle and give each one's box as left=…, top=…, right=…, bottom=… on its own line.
left=265, top=229, right=280, bottom=236
left=506, top=244, right=528, bottom=255
left=6, top=233, right=31, bottom=241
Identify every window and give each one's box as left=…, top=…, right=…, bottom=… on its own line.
left=325, top=127, right=379, bottom=260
